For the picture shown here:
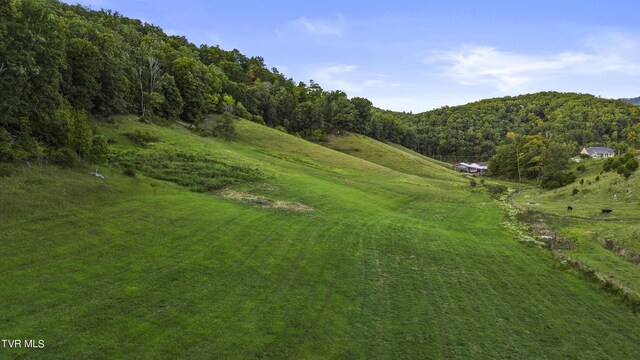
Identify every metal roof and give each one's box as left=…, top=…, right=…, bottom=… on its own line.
left=584, top=147, right=614, bottom=154
left=456, top=162, right=488, bottom=170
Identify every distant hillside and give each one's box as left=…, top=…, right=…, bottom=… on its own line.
left=382, top=92, right=640, bottom=162
left=619, top=96, right=640, bottom=106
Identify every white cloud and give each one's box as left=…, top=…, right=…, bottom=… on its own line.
left=367, top=96, right=422, bottom=112
left=308, top=63, right=392, bottom=94
left=274, top=65, right=290, bottom=73
left=426, top=32, right=640, bottom=92
left=289, top=14, right=346, bottom=36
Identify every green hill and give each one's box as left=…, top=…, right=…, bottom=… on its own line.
left=325, top=133, right=456, bottom=181
left=620, top=96, right=640, bottom=106
left=376, top=92, right=640, bottom=161
left=2, top=116, right=640, bottom=358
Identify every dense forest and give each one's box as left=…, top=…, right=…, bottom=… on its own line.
left=389, top=92, right=640, bottom=163
left=1, top=0, right=639, bottom=174
left=0, top=0, right=396, bottom=164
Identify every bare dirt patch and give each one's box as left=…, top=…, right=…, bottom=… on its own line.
left=216, top=190, right=316, bottom=212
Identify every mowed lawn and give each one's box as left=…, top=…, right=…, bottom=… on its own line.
left=1, top=118, right=639, bottom=359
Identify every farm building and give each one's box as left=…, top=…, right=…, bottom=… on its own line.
left=580, top=147, right=615, bottom=158
left=452, top=162, right=488, bottom=175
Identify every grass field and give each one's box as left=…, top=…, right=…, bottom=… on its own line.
left=2, top=117, right=640, bottom=358
left=513, top=157, right=640, bottom=297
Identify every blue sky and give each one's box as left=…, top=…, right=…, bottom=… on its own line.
left=64, top=0, right=640, bottom=112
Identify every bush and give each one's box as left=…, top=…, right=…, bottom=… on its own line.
left=572, top=188, right=580, bottom=196
left=90, top=134, right=109, bottom=163
left=540, top=171, right=575, bottom=189
left=302, top=129, right=328, bottom=143
left=125, top=130, right=159, bottom=147
left=216, top=118, right=236, bottom=140
left=577, top=164, right=586, bottom=172
left=122, top=166, right=137, bottom=177
left=202, top=113, right=236, bottom=140
left=49, top=147, right=78, bottom=167
left=580, top=178, right=584, bottom=185
left=235, top=102, right=251, bottom=120
left=485, top=183, right=508, bottom=197
left=625, top=158, right=639, bottom=171
left=0, top=128, right=15, bottom=162
left=0, top=163, right=15, bottom=177
left=595, top=175, right=600, bottom=181
left=469, top=179, right=477, bottom=188
left=251, top=114, right=265, bottom=125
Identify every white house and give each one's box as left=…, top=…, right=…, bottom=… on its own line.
left=580, top=147, right=615, bottom=158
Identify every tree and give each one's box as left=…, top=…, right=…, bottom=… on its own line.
left=540, top=142, right=574, bottom=189
left=329, top=95, right=358, bottom=132
left=157, top=74, right=183, bottom=120
left=137, top=55, right=161, bottom=117
left=489, top=144, right=519, bottom=178
left=65, top=38, right=102, bottom=111
left=519, top=135, right=546, bottom=179
left=172, top=57, right=208, bottom=123
left=351, top=97, right=373, bottom=134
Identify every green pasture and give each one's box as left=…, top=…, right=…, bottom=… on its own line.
left=1, top=118, right=639, bottom=359
left=514, top=157, right=640, bottom=294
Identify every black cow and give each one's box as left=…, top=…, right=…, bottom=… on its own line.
left=567, top=206, right=573, bottom=211
left=602, top=209, right=613, bottom=214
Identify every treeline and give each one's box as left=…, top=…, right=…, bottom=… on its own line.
left=3, top=1, right=640, bottom=169
left=0, top=0, right=387, bottom=163
left=382, top=92, right=640, bottom=162
left=488, top=134, right=576, bottom=188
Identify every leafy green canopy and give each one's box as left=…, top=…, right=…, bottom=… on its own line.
left=0, top=0, right=375, bottom=163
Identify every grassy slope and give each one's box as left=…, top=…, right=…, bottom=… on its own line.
left=1, top=118, right=640, bottom=359
left=513, top=158, right=640, bottom=294
left=325, top=133, right=456, bottom=181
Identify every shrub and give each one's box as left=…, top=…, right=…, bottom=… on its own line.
left=625, top=158, right=639, bottom=171
left=540, top=171, right=575, bottom=189
left=469, top=179, right=477, bottom=188
left=0, top=163, right=15, bottom=177
left=572, top=188, right=579, bottom=196
left=125, top=130, right=159, bottom=147
left=235, top=102, right=251, bottom=120
left=577, top=164, right=586, bottom=172
left=90, top=134, right=109, bottom=163
left=49, top=147, right=78, bottom=167
left=122, top=166, right=137, bottom=177
left=485, top=183, right=508, bottom=197
left=0, top=128, right=15, bottom=162
left=202, top=113, right=236, bottom=140
left=595, top=175, right=600, bottom=181
left=251, top=114, right=265, bottom=125
left=580, top=178, right=584, bottom=185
